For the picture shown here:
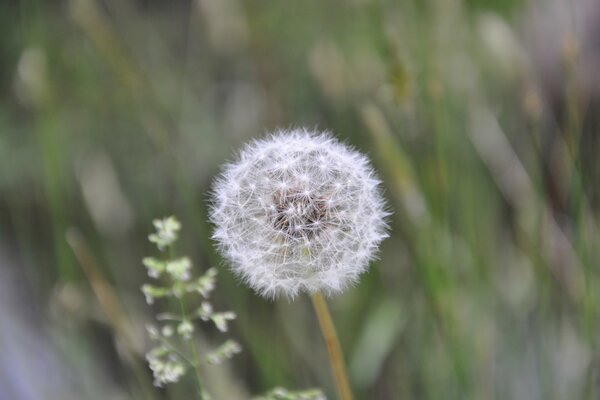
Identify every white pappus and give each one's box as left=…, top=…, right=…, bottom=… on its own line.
left=209, top=129, right=389, bottom=299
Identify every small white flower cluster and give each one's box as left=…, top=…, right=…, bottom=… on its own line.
left=206, top=340, right=243, bottom=365
left=210, top=129, right=389, bottom=298
left=253, top=387, right=327, bottom=400
left=142, top=217, right=241, bottom=388
left=146, top=327, right=186, bottom=387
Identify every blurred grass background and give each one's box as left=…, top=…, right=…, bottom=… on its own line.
left=1, top=0, right=600, bottom=399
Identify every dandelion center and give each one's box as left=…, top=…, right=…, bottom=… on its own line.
left=271, top=188, right=328, bottom=240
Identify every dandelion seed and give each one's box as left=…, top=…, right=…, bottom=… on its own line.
left=209, top=128, right=389, bottom=298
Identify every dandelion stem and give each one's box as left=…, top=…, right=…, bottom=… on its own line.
left=311, top=292, right=354, bottom=400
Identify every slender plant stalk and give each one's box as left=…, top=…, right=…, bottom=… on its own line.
left=168, top=244, right=205, bottom=400
left=311, top=292, right=354, bottom=400
left=178, top=299, right=205, bottom=400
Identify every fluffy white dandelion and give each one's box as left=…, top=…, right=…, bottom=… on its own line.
left=209, top=129, right=389, bottom=298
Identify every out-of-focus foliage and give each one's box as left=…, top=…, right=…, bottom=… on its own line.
left=1, top=0, right=600, bottom=399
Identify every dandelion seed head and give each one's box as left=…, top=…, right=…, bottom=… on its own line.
left=209, top=128, right=389, bottom=299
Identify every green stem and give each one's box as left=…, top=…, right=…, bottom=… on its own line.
left=167, top=243, right=206, bottom=399
left=179, top=299, right=205, bottom=400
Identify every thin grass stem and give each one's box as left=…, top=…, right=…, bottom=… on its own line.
left=178, top=299, right=206, bottom=400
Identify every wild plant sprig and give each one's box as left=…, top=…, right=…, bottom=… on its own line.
left=142, top=216, right=241, bottom=398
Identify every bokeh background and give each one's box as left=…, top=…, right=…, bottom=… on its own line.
left=2, top=0, right=600, bottom=399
